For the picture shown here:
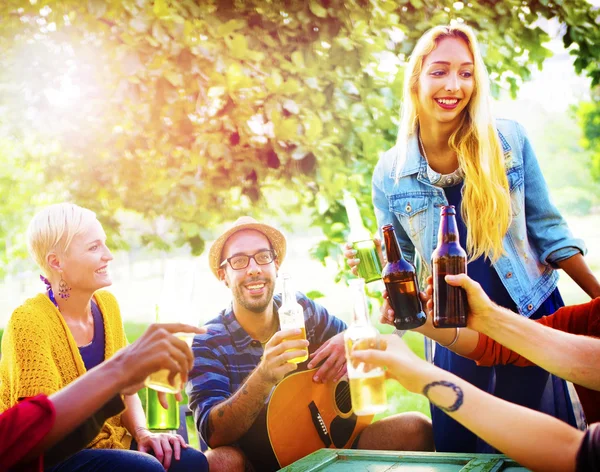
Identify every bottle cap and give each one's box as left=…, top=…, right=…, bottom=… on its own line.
left=441, top=205, right=456, bottom=216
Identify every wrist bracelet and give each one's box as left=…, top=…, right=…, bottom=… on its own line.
left=439, top=327, right=460, bottom=348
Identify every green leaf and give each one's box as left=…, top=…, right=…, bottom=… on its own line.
left=153, top=0, right=171, bottom=19
left=275, top=117, right=299, bottom=141
left=309, top=0, right=328, bottom=18
left=306, top=290, right=326, bottom=299
left=305, top=114, right=323, bottom=141
left=225, top=33, right=248, bottom=57
left=217, top=19, right=247, bottom=37
left=291, top=51, right=305, bottom=68
left=280, top=78, right=302, bottom=94
left=226, top=63, right=253, bottom=91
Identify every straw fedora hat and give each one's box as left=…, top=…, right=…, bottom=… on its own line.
left=208, top=216, right=286, bottom=279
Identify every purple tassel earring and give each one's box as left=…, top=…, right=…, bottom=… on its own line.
left=58, top=274, right=71, bottom=299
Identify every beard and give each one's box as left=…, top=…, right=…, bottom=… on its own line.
left=231, top=279, right=276, bottom=314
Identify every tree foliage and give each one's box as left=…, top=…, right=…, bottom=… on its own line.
left=1, top=0, right=599, bottom=277
left=577, top=90, right=600, bottom=186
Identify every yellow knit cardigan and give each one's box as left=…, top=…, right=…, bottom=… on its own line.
left=0, top=290, right=132, bottom=449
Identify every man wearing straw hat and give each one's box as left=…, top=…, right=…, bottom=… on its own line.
left=187, top=217, right=434, bottom=471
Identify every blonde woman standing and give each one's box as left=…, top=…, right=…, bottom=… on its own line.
left=347, top=24, right=600, bottom=452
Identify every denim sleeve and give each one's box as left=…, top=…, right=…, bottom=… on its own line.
left=186, top=335, right=231, bottom=444
left=372, top=158, right=416, bottom=262
left=547, top=247, right=583, bottom=266
left=516, top=122, right=587, bottom=265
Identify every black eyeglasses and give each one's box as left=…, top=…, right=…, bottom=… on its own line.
left=220, top=249, right=276, bottom=270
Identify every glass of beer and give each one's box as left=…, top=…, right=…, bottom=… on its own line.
left=344, top=279, right=387, bottom=416
left=144, top=258, right=198, bottom=393
left=145, top=332, right=195, bottom=393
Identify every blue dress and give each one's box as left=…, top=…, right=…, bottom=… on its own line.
left=432, top=183, right=577, bottom=453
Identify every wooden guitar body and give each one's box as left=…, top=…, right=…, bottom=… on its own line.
left=266, top=368, right=374, bottom=468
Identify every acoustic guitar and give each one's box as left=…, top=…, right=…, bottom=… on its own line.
left=265, top=368, right=374, bottom=468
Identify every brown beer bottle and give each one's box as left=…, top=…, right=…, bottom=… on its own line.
left=432, top=205, right=468, bottom=328
left=381, top=224, right=426, bottom=330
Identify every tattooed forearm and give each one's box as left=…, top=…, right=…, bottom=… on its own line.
left=422, top=380, right=464, bottom=413
left=206, top=379, right=271, bottom=446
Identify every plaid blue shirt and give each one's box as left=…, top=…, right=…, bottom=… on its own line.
left=186, top=292, right=347, bottom=443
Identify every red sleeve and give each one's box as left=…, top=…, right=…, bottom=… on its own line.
left=467, top=332, right=534, bottom=367
left=0, top=394, right=56, bottom=471
left=538, top=298, right=600, bottom=337
left=466, top=298, right=600, bottom=367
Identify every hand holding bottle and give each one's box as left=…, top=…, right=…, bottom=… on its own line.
left=343, top=238, right=384, bottom=278
left=381, top=224, right=426, bottom=330
left=379, top=289, right=431, bottom=330
left=342, top=191, right=383, bottom=283
left=425, top=274, right=496, bottom=333
left=257, top=329, right=309, bottom=386
left=432, top=205, right=469, bottom=328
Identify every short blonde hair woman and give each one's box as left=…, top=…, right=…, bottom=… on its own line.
left=0, top=203, right=208, bottom=472
left=346, top=24, right=600, bottom=453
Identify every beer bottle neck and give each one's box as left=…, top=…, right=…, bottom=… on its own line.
left=382, top=227, right=403, bottom=263
left=438, top=214, right=459, bottom=244
left=349, top=279, right=370, bottom=326
left=344, top=192, right=370, bottom=241
left=281, top=275, right=297, bottom=307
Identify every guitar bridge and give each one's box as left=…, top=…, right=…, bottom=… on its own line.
left=308, top=401, right=332, bottom=447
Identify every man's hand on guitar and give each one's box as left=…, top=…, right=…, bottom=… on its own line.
left=257, top=329, right=309, bottom=386
left=307, top=332, right=347, bottom=383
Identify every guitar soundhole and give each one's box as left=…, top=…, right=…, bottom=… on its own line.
left=335, top=380, right=352, bottom=414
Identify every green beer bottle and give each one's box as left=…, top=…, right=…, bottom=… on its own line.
left=145, top=388, right=180, bottom=431
left=343, top=191, right=382, bottom=283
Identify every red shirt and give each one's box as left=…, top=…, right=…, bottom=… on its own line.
left=468, top=297, right=600, bottom=424
left=576, top=422, right=600, bottom=471
left=0, top=394, right=55, bottom=471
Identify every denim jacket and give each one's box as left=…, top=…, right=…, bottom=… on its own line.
left=372, top=118, right=586, bottom=317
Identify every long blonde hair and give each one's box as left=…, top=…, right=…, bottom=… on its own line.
left=396, top=24, right=510, bottom=262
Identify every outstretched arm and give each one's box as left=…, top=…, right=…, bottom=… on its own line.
left=23, top=323, right=201, bottom=462
left=446, top=274, right=600, bottom=391
left=354, top=337, right=584, bottom=472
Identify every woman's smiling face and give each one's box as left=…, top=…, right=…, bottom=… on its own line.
left=417, top=36, right=475, bottom=128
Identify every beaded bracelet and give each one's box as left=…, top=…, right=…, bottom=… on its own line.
left=438, top=327, right=461, bottom=348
